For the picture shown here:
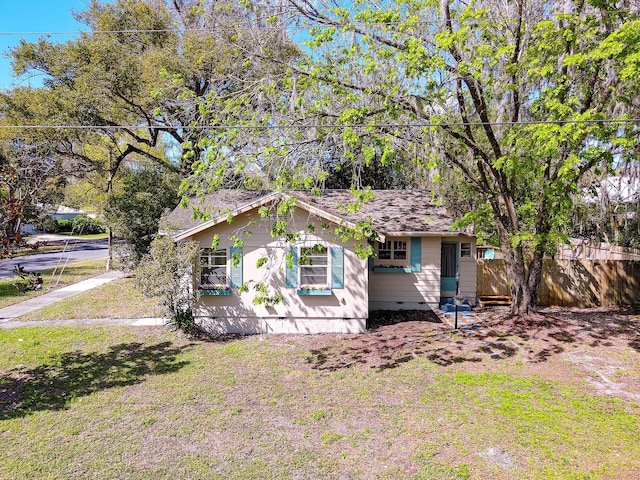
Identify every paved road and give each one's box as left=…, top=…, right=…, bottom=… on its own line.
left=0, top=239, right=109, bottom=278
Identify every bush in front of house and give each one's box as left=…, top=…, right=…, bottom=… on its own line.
left=72, top=216, right=105, bottom=234
left=42, top=218, right=60, bottom=233
left=136, top=235, right=200, bottom=335
left=42, top=216, right=104, bottom=234
left=57, top=219, right=74, bottom=232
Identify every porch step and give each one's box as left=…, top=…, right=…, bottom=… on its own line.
left=441, top=298, right=472, bottom=313
left=479, top=295, right=512, bottom=306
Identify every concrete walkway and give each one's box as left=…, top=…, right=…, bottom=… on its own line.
left=0, top=269, right=170, bottom=328
left=441, top=311, right=489, bottom=335
left=0, top=317, right=168, bottom=329
left=0, top=270, right=125, bottom=322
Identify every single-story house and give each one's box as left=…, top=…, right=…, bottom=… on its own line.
left=168, top=189, right=476, bottom=334
left=47, top=205, right=91, bottom=221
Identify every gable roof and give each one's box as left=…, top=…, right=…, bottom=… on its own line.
left=168, top=189, right=464, bottom=241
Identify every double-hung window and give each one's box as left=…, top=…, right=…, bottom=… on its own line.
left=200, top=248, right=228, bottom=287
left=285, top=244, right=344, bottom=291
left=299, top=245, right=329, bottom=287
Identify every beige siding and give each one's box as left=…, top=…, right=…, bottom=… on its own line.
left=183, top=207, right=478, bottom=330
left=368, top=236, right=441, bottom=310
left=187, top=209, right=368, bottom=334
left=368, top=235, right=477, bottom=309
left=458, top=242, right=477, bottom=306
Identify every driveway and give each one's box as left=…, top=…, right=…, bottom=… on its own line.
left=0, top=239, right=109, bottom=278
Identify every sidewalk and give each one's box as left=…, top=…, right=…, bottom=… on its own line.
left=0, top=270, right=124, bottom=322
left=0, top=270, right=170, bottom=328
left=1, top=317, right=168, bottom=329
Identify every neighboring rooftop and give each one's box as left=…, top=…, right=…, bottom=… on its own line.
left=168, top=189, right=460, bottom=236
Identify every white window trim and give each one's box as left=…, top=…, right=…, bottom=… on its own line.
left=297, top=244, right=332, bottom=288
left=460, top=242, right=473, bottom=258
left=200, top=247, right=229, bottom=287
left=377, top=239, right=408, bottom=261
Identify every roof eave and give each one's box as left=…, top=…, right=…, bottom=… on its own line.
left=381, top=231, right=475, bottom=238
left=288, top=194, right=360, bottom=231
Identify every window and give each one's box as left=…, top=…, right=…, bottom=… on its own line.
left=377, top=240, right=407, bottom=260
left=286, top=245, right=344, bottom=291
left=299, top=245, right=329, bottom=287
left=200, top=248, right=227, bottom=287
left=461, top=243, right=472, bottom=258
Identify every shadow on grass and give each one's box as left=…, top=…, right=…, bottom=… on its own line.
left=501, top=306, right=640, bottom=362
left=307, top=310, right=485, bottom=371
left=306, top=307, right=640, bottom=371
left=0, top=341, right=193, bottom=420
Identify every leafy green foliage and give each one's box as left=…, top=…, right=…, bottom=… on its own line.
left=199, top=0, right=638, bottom=316
left=104, top=167, right=179, bottom=264
left=71, top=216, right=105, bottom=235
left=136, top=235, right=200, bottom=334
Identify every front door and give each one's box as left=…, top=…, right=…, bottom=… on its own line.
left=440, top=242, right=458, bottom=297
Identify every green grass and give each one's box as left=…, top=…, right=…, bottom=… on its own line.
left=17, top=278, right=162, bottom=321
left=0, top=326, right=638, bottom=479
left=57, top=232, right=109, bottom=239
left=0, top=259, right=107, bottom=309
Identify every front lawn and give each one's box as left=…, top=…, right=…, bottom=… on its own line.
left=16, top=278, right=162, bottom=321
left=0, top=259, right=107, bottom=309
left=1, top=318, right=638, bottom=479
left=56, top=232, right=109, bottom=239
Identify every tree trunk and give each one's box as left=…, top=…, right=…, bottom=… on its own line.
left=106, top=169, right=114, bottom=271
left=106, top=227, right=113, bottom=271
left=497, top=227, right=539, bottom=317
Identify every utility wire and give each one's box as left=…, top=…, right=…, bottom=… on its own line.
left=0, top=9, right=636, bottom=37
left=0, top=118, right=639, bottom=130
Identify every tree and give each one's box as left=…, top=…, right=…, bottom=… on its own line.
left=0, top=126, right=62, bottom=252
left=198, top=0, right=638, bottom=317
left=104, top=165, right=180, bottom=264
left=2, top=0, right=301, bottom=266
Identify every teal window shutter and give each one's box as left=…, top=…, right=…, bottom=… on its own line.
left=410, top=237, right=422, bottom=272
left=285, top=246, right=298, bottom=288
left=229, top=247, right=243, bottom=287
left=331, top=246, right=344, bottom=289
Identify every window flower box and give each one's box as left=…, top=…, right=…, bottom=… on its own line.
left=199, top=285, right=231, bottom=296
left=373, top=265, right=412, bottom=273
left=297, top=285, right=332, bottom=296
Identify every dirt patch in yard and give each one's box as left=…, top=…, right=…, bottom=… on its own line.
left=293, top=306, right=640, bottom=402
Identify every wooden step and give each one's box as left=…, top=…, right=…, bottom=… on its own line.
left=478, top=295, right=512, bottom=306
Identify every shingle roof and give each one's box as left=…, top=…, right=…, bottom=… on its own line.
left=167, top=190, right=270, bottom=232
left=168, top=189, right=459, bottom=236
left=294, top=190, right=456, bottom=234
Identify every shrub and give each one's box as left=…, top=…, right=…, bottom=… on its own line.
left=136, top=235, right=200, bottom=334
left=43, top=218, right=60, bottom=233
left=57, top=219, right=74, bottom=232
left=72, top=216, right=104, bottom=234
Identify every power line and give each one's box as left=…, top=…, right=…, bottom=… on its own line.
left=0, top=9, right=635, bottom=37
left=0, top=27, right=289, bottom=36
left=0, top=118, right=638, bottom=130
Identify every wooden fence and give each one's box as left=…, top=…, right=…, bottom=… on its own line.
left=477, top=259, right=640, bottom=307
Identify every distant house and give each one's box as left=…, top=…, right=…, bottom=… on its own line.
left=47, top=205, right=92, bottom=221
left=21, top=205, right=96, bottom=235
left=168, top=190, right=476, bottom=334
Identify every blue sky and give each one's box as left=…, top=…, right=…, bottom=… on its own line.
left=0, top=0, right=88, bottom=90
